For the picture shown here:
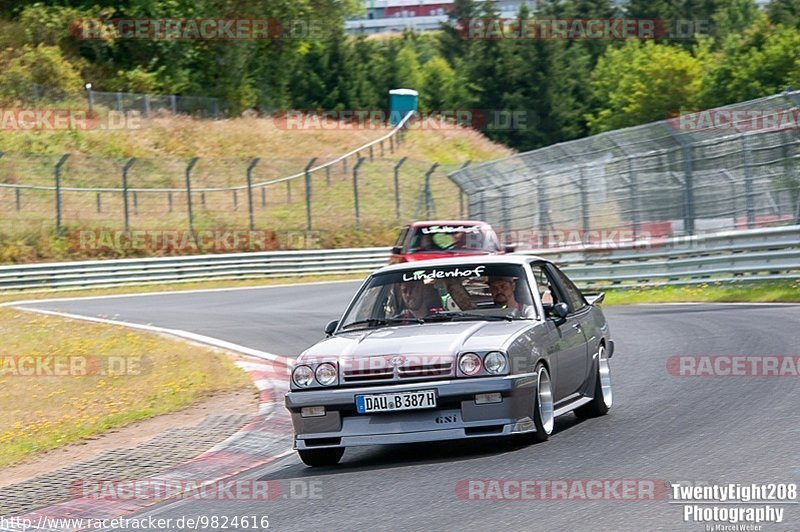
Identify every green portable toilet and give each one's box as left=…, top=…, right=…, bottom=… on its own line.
left=389, top=88, right=418, bottom=126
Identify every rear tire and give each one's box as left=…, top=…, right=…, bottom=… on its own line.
left=528, top=363, right=554, bottom=443
left=575, top=344, right=612, bottom=418
left=298, top=447, right=344, bottom=467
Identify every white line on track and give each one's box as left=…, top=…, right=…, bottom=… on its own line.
left=11, top=306, right=294, bottom=366
left=0, top=278, right=361, bottom=307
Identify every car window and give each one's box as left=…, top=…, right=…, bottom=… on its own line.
left=407, top=224, right=497, bottom=253
left=394, top=227, right=409, bottom=248
left=530, top=263, right=563, bottom=314
left=549, top=265, right=587, bottom=313
left=339, top=263, right=537, bottom=329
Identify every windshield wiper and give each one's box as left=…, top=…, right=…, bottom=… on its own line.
left=424, top=312, right=514, bottom=322
left=341, top=317, right=423, bottom=330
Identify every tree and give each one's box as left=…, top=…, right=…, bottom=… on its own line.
left=419, top=57, right=456, bottom=111
left=394, top=41, right=423, bottom=90
left=697, top=18, right=800, bottom=107
left=439, top=0, right=479, bottom=66
left=587, top=41, right=701, bottom=133
left=766, top=0, right=800, bottom=28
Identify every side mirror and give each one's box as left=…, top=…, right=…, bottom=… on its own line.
left=391, top=246, right=402, bottom=255
left=504, top=243, right=517, bottom=253
left=550, top=302, right=569, bottom=326
left=324, top=320, right=339, bottom=336
left=553, top=302, right=569, bottom=318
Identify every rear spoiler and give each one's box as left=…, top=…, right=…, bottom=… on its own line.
left=585, top=292, right=605, bottom=306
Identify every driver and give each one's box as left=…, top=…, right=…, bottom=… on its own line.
left=398, top=280, right=442, bottom=319
left=488, top=276, right=535, bottom=318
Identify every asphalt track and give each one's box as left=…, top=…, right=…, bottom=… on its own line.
left=17, top=283, right=800, bottom=531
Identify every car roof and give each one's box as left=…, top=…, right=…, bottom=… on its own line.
left=407, top=220, right=491, bottom=228
left=374, top=254, right=547, bottom=275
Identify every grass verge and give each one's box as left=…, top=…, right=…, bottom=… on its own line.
left=603, top=281, right=800, bottom=305
left=0, top=307, right=254, bottom=468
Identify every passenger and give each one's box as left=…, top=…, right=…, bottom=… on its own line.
left=488, top=276, right=535, bottom=317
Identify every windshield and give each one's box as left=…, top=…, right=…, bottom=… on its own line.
left=339, top=263, right=537, bottom=331
left=408, top=224, right=500, bottom=253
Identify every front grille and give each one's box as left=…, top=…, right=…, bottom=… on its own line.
left=343, top=368, right=393, bottom=382
left=398, top=362, right=452, bottom=378
left=342, top=357, right=454, bottom=384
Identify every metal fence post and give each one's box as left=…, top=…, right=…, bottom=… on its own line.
left=353, top=157, right=366, bottom=227
left=304, top=158, right=317, bottom=231
left=15, top=189, right=20, bottom=211
left=185, top=157, right=199, bottom=236
left=261, top=187, right=267, bottom=207
left=578, top=167, right=590, bottom=243
left=122, top=157, right=135, bottom=231
left=423, top=163, right=440, bottom=218
left=170, top=95, right=177, bottom=114
left=143, top=94, right=151, bottom=117
left=326, top=165, right=331, bottom=186
left=741, top=133, right=756, bottom=229
left=96, top=193, right=102, bottom=213
left=116, top=92, right=123, bottom=113
left=246, top=158, right=259, bottom=231
left=287, top=181, right=292, bottom=203
left=369, top=145, right=374, bottom=161
left=393, top=157, right=408, bottom=220
left=168, top=192, right=173, bottom=212
left=457, top=161, right=471, bottom=218
left=627, top=157, right=639, bottom=241
left=54, top=154, right=70, bottom=234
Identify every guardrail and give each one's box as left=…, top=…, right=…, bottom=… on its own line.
left=0, top=226, right=798, bottom=292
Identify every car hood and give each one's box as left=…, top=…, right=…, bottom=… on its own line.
left=299, top=320, right=535, bottom=362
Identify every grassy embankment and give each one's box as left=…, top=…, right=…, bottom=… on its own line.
left=0, top=115, right=512, bottom=263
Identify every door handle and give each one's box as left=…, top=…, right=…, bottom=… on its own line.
left=572, top=323, right=582, bottom=330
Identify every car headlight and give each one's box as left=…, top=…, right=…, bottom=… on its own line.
left=315, top=363, right=338, bottom=386
left=292, top=365, right=314, bottom=387
left=459, top=353, right=482, bottom=376
left=484, top=351, right=507, bottom=375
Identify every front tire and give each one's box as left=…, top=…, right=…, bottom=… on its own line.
left=528, top=363, right=555, bottom=443
left=575, top=344, right=612, bottom=418
left=298, top=447, right=344, bottom=467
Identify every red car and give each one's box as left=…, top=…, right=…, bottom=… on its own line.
left=389, top=220, right=513, bottom=263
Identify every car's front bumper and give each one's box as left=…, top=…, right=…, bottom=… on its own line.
left=284, top=374, right=538, bottom=450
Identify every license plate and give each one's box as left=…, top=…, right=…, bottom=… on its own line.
left=355, top=390, right=437, bottom=414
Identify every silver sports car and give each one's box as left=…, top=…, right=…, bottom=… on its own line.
left=285, top=255, right=614, bottom=466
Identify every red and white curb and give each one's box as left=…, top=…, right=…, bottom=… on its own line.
left=3, top=307, right=297, bottom=532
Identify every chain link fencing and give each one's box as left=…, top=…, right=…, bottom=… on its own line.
left=449, top=91, right=800, bottom=249
left=0, top=126, right=467, bottom=251
left=30, top=84, right=228, bottom=118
